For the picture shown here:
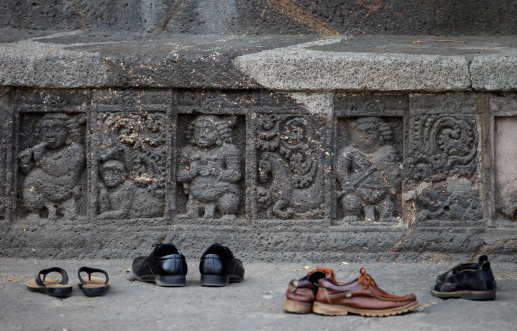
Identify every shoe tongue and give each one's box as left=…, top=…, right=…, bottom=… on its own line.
left=308, top=267, right=336, bottom=283
left=155, top=244, right=179, bottom=256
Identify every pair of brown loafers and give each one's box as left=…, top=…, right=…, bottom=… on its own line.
left=284, top=267, right=418, bottom=317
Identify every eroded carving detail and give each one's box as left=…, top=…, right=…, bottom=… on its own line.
left=337, top=117, right=401, bottom=222
left=98, top=112, right=166, bottom=218
left=256, top=115, right=324, bottom=219
left=416, top=189, right=482, bottom=222
left=177, top=115, right=242, bottom=220
left=405, top=114, right=478, bottom=184
left=18, top=114, right=86, bottom=220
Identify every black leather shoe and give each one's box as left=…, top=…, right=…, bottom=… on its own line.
left=436, top=255, right=495, bottom=286
left=132, top=243, right=188, bottom=287
left=199, top=243, right=245, bottom=287
left=431, top=260, right=496, bottom=300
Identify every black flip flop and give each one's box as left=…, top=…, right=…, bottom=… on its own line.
left=77, top=267, right=110, bottom=297
left=26, top=267, right=73, bottom=297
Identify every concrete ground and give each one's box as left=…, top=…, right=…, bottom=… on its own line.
left=1, top=258, right=516, bottom=331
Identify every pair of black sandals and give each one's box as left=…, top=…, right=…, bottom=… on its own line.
left=431, top=255, right=497, bottom=300
left=26, top=267, right=110, bottom=298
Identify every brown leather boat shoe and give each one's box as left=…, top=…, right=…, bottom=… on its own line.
left=313, top=267, right=418, bottom=317
left=283, top=267, right=336, bottom=314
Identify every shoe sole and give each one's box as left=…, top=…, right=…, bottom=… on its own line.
left=135, top=275, right=186, bottom=287
left=430, top=289, right=496, bottom=300
left=27, top=285, right=73, bottom=297
left=200, top=275, right=244, bottom=287
left=26, top=278, right=73, bottom=297
left=200, top=275, right=230, bottom=287
left=312, top=301, right=419, bottom=317
left=78, top=277, right=110, bottom=297
left=283, top=299, right=312, bottom=314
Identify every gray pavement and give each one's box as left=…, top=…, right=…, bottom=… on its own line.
left=1, top=258, right=516, bottom=330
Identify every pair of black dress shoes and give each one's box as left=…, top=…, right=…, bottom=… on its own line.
left=431, top=255, right=497, bottom=300
left=132, top=243, right=245, bottom=287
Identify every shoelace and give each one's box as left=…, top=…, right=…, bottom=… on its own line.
left=358, top=267, right=377, bottom=289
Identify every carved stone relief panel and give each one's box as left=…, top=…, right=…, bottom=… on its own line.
left=15, top=90, right=89, bottom=221
left=248, top=91, right=332, bottom=221
left=92, top=89, right=171, bottom=220
left=405, top=94, right=478, bottom=186
left=174, top=91, right=248, bottom=221
left=335, top=94, right=406, bottom=224
left=406, top=94, right=481, bottom=224
left=336, top=117, right=403, bottom=223
left=490, top=94, right=517, bottom=222
left=253, top=113, right=329, bottom=220
left=176, top=115, right=246, bottom=220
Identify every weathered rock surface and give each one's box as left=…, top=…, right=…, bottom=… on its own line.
left=0, top=16, right=516, bottom=263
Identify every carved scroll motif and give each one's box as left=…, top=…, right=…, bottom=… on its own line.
left=405, top=114, right=478, bottom=183
left=255, top=114, right=325, bottom=219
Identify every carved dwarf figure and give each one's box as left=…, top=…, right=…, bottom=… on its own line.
left=18, top=114, right=85, bottom=220
left=177, top=115, right=241, bottom=219
left=98, top=158, right=162, bottom=219
left=337, top=117, right=401, bottom=222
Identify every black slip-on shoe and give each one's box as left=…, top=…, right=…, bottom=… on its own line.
left=436, top=255, right=496, bottom=290
left=132, top=243, right=188, bottom=287
left=199, top=243, right=245, bottom=287
left=431, top=261, right=497, bottom=300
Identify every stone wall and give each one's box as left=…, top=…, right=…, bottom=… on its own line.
left=1, top=2, right=516, bottom=262
left=1, top=0, right=517, bottom=35
left=0, top=86, right=516, bottom=262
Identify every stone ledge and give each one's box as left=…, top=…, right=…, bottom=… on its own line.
left=0, top=30, right=315, bottom=89
left=3, top=219, right=511, bottom=262
left=1, top=32, right=516, bottom=92
left=235, top=36, right=517, bottom=92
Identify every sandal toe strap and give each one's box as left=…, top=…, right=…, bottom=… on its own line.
left=78, top=266, right=109, bottom=286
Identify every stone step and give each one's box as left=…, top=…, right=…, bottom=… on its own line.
left=1, top=31, right=516, bottom=91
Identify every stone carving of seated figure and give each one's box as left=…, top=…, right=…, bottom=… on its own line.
left=18, top=114, right=85, bottom=220
left=177, top=115, right=241, bottom=220
left=98, top=158, right=163, bottom=219
left=337, top=117, right=401, bottom=222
